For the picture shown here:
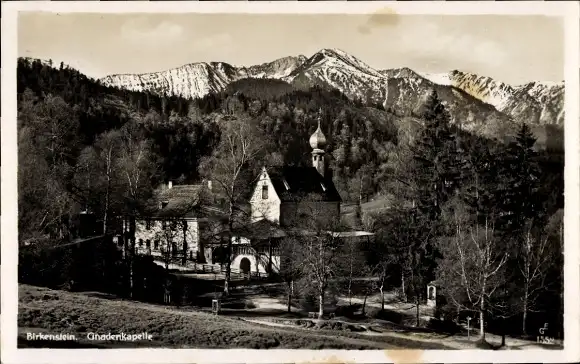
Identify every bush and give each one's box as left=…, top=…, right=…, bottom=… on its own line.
left=297, top=284, right=339, bottom=313
left=371, top=308, right=405, bottom=324
left=427, top=318, right=461, bottom=334
left=298, top=289, right=318, bottom=312
left=316, top=320, right=366, bottom=332
left=334, top=303, right=362, bottom=318
left=434, top=302, right=457, bottom=322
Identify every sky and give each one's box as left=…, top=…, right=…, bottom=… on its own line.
left=18, top=12, right=565, bottom=85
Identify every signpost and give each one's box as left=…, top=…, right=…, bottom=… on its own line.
left=466, top=316, right=472, bottom=341
left=212, top=299, right=221, bottom=316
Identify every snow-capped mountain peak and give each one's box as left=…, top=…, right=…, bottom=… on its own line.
left=418, top=69, right=564, bottom=125
left=97, top=48, right=564, bottom=126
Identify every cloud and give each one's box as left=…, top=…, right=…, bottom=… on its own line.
left=397, top=20, right=508, bottom=70
left=191, top=33, right=234, bottom=52
left=358, top=9, right=400, bottom=35
left=121, top=18, right=184, bottom=47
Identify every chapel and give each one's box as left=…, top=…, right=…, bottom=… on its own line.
left=230, top=111, right=345, bottom=275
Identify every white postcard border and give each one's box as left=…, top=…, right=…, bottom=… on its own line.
left=2, top=1, right=579, bottom=363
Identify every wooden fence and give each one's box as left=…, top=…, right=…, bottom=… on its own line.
left=182, top=262, right=269, bottom=281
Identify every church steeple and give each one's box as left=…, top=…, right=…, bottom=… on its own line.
left=309, top=108, right=326, bottom=177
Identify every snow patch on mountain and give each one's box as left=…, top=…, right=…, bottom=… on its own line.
left=98, top=49, right=564, bottom=126
left=417, top=72, right=452, bottom=86
left=101, top=56, right=307, bottom=100
left=418, top=70, right=564, bottom=125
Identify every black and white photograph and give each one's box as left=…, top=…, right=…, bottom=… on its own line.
left=1, top=1, right=579, bottom=363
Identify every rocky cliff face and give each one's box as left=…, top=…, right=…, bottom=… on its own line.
left=100, top=56, right=308, bottom=100
left=420, top=70, right=564, bottom=125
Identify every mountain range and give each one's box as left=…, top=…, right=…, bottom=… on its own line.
left=99, top=48, right=565, bottom=128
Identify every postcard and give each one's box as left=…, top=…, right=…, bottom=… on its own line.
left=1, top=1, right=579, bottom=363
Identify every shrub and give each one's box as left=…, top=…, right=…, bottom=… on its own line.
left=426, top=318, right=461, bottom=334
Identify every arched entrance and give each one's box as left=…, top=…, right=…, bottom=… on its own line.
left=240, top=257, right=251, bottom=275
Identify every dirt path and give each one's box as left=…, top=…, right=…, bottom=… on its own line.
left=243, top=317, right=463, bottom=348
left=242, top=317, right=560, bottom=350
left=21, top=286, right=560, bottom=350
left=29, top=289, right=445, bottom=349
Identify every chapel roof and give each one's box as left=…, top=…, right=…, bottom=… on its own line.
left=265, top=165, right=341, bottom=203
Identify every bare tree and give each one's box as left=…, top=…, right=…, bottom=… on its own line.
left=367, top=205, right=424, bottom=316
left=18, top=93, right=80, bottom=240
left=199, top=115, right=270, bottom=295
left=303, top=229, right=343, bottom=319
left=437, top=203, right=509, bottom=341
left=338, top=236, right=367, bottom=306
left=73, top=130, right=123, bottom=235
left=96, top=131, right=122, bottom=234
left=279, top=235, right=304, bottom=313
left=287, top=195, right=345, bottom=319
left=518, top=220, right=559, bottom=335
left=373, top=261, right=389, bottom=310
left=366, top=212, right=397, bottom=309
left=155, top=220, right=179, bottom=271
left=116, top=122, right=159, bottom=298
left=353, top=163, right=374, bottom=223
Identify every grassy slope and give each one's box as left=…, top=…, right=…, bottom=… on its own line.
left=18, top=284, right=449, bottom=349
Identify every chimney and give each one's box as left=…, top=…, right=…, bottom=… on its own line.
left=168, top=181, right=173, bottom=189
left=207, top=180, right=212, bottom=192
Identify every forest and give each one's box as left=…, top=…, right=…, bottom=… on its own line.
left=17, top=58, right=564, bottom=341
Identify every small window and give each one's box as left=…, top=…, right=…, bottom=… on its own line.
left=154, top=240, right=159, bottom=250
left=138, top=239, right=144, bottom=247
left=262, top=185, right=268, bottom=199
left=146, top=220, right=151, bottom=230
left=146, top=240, right=151, bottom=248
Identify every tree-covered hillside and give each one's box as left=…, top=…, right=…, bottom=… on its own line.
left=17, top=58, right=565, bottom=339
left=16, top=58, right=563, bottom=240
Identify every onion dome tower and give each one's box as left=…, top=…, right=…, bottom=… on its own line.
left=309, top=109, right=327, bottom=177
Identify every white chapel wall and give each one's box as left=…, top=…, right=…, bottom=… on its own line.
left=250, top=169, right=281, bottom=223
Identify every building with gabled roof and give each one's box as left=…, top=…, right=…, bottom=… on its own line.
left=250, top=165, right=341, bottom=227
left=230, top=110, right=369, bottom=277
left=249, top=111, right=341, bottom=229
left=130, top=180, right=218, bottom=265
